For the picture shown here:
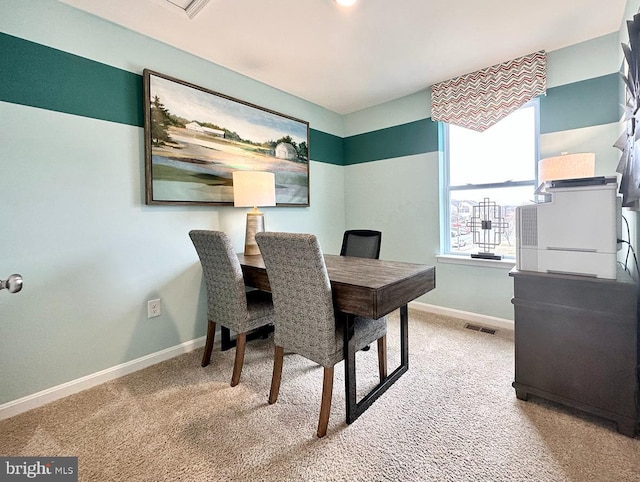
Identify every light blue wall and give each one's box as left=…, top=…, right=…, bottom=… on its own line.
left=343, top=33, right=625, bottom=320
left=0, top=0, right=345, bottom=404
left=0, top=0, right=633, bottom=405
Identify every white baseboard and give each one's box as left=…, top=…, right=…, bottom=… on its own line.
left=409, top=301, right=514, bottom=331
left=0, top=337, right=206, bottom=421
left=1, top=304, right=511, bottom=421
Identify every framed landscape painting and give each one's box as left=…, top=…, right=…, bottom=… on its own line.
left=143, top=69, right=310, bottom=206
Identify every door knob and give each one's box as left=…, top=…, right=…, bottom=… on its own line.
left=1, top=274, right=23, bottom=293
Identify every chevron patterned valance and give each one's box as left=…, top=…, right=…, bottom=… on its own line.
left=431, top=51, right=547, bottom=132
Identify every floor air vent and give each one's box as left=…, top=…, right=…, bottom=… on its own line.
left=464, top=323, right=496, bottom=335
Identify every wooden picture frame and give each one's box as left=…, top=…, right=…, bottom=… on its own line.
left=143, top=69, right=310, bottom=206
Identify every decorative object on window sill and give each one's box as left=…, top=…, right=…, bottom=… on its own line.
left=615, top=13, right=640, bottom=210
left=466, top=198, right=509, bottom=260
left=233, top=171, right=276, bottom=256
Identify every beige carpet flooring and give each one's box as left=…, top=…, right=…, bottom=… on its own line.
left=1, top=310, right=639, bottom=481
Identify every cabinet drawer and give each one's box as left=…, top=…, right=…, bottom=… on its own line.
left=511, top=271, right=637, bottom=316
left=513, top=301, right=638, bottom=419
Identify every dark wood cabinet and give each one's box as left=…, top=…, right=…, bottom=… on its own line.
left=510, top=268, right=639, bottom=437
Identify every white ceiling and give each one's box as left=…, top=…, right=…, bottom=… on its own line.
left=59, top=0, right=627, bottom=115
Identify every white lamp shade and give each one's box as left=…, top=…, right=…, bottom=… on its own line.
left=232, top=171, right=276, bottom=207
left=538, top=153, right=595, bottom=184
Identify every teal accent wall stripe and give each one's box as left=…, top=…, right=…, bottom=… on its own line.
left=0, top=32, right=144, bottom=127
left=344, top=118, right=438, bottom=165
left=309, top=129, right=344, bottom=165
left=345, top=74, right=619, bottom=165
left=0, top=32, right=341, bottom=166
left=0, top=33, right=620, bottom=166
left=540, top=73, right=619, bottom=134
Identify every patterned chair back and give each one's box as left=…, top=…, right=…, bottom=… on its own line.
left=255, top=232, right=339, bottom=367
left=189, top=230, right=249, bottom=331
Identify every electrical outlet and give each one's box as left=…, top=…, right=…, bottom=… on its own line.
left=147, top=299, right=161, bottom=318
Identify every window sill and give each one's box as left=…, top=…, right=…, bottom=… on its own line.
left=436, top=254, right=516, bottom=270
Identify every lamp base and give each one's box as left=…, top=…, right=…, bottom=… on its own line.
left=244, top=212, right=265, bottom=256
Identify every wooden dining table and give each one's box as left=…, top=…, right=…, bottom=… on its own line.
left=237, top=253, right=436, bottom=423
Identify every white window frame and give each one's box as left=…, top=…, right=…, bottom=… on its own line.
left=440, top=99, right=540, bottom=259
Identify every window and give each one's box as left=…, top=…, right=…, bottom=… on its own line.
left=442, top=100, right=539, bottom=258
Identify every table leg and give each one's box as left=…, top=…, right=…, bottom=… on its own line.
left=343, top=304, right=410, bottom=424
left=220, top=325, right=274, bottom=351
left=400, top=304, right=409, bottom=368
left=221, top=326, right=233, bottom=351
left=343, top=313, right=357, bottom=422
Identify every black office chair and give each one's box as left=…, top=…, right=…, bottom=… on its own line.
left=340, top=229, right=382, bottom=259
left=340, top=229, right=382, bottom=351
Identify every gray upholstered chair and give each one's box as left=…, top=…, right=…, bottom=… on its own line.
left=189, top=230, right=275, bottom=386
left=255, top=231, right=387, bottom=438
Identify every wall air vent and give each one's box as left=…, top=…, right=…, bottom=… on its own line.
left=165, top=0, right=210, bottom=19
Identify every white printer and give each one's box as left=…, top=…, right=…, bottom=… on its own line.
left=516, top=176, right=621, bottom=279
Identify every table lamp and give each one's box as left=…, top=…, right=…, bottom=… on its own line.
left=232, top=171, right=276, bottom=255
left=537, top=152, right=595, bottom=191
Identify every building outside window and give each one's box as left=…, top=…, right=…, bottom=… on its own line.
left=442, top=100, right=539, bottom=258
